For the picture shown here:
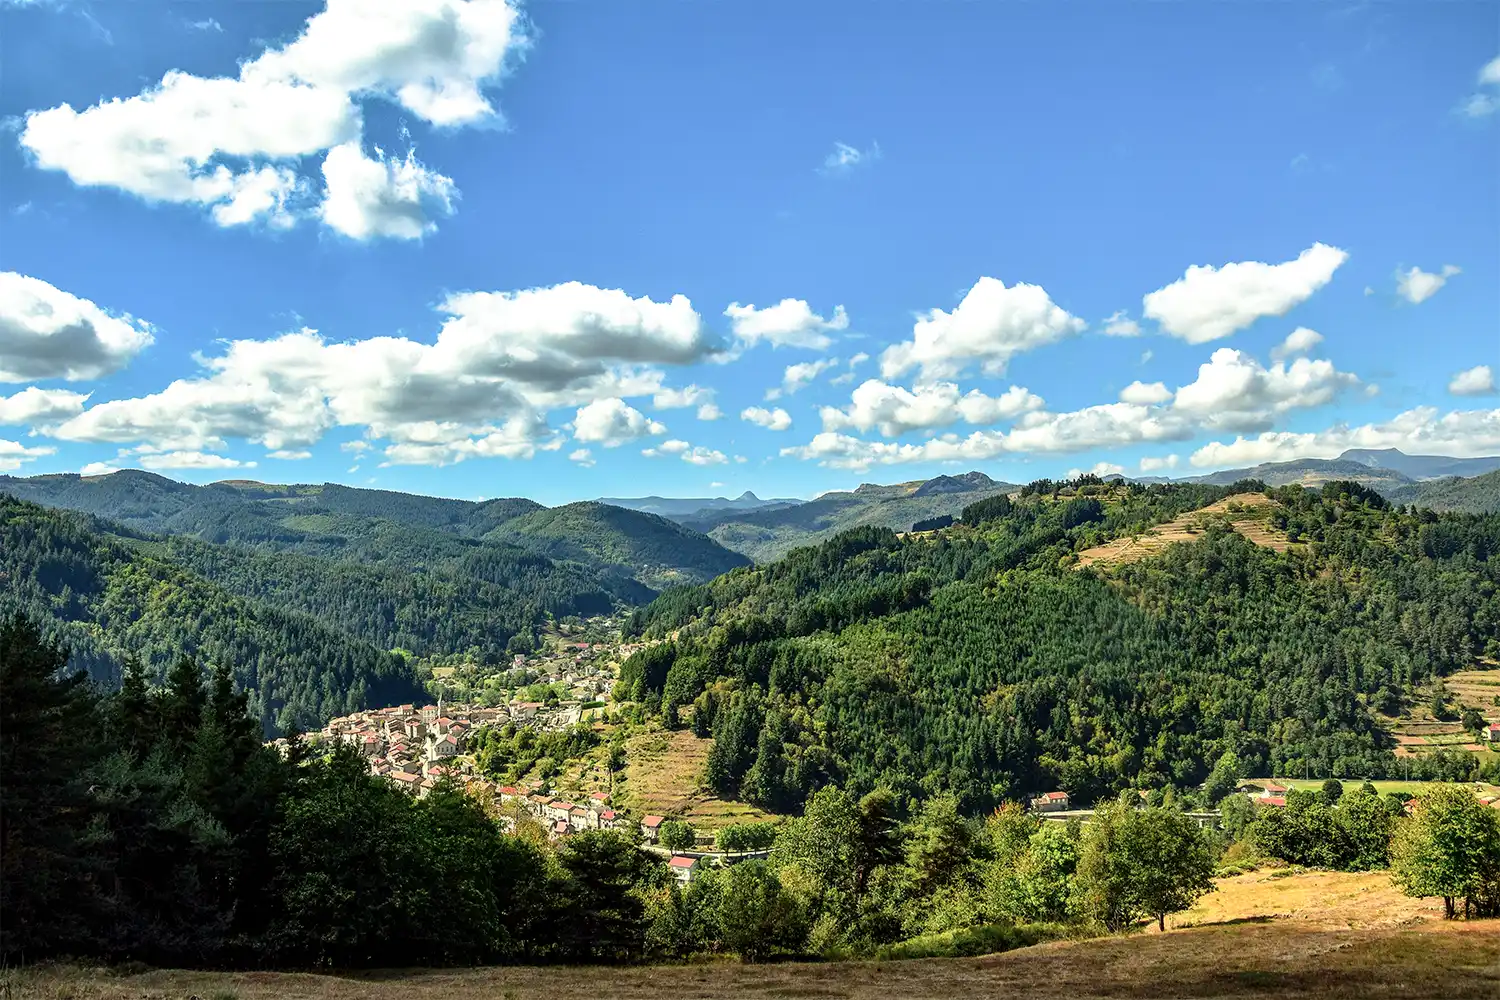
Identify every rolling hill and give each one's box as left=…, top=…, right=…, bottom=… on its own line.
left=0, top=470, right=743, bottom=588
left=1384, top=468, right=1500, bottom=513
left=0, top=494, right=426, bottom=732
left=681, top=471, right=1019, bottom=562
left=622, top=477, right=1498, bottom=814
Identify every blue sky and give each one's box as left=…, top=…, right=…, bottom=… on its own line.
left=0, top=0, right=1495, bottom=504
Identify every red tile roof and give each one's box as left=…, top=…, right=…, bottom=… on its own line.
left=1261, top=796, right=1287, bottom=807
left=668, top=855, right=696, bottom=868
left=642, top=815, right=665, bottom=828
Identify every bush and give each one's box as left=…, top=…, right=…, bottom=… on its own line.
left=873, top=922, right=1070, bottom=961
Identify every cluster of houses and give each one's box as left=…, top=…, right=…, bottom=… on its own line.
left=496, top=784, right=629, bottom=839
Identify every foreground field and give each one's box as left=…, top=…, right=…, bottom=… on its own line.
left=10, top=920, right=1498, bottom=1000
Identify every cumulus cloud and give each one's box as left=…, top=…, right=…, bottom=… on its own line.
left=1142, top=243, right=1348, bottom=344
left=568, top=447, right=594, bottom=467
left=1101, top=310, right=1141, bottom=337
left=724, top=299, right=849, bottom=350
left=1395, top=264, right=1460, bottom=305
left=1067, top=462, right=1124, bottom=479
left=571, top=398, right=664, bottom=447
left=137, top=450, right=256, bottom=470
left=741, top=406, right=792, bottom=431
left=48, top=281, right=710, bottom=467
left=266, top=449, right=312, bottom=460
left=0, top=272, right=154, bottom=381
left=820, top=379, right=1043, bottom=437
left=318, top=141, right=456, bottom=240
left=18, top=0, right=525, bottom=237
left=0, top=387, right=90, bottom=425
left=1118, top=381, right=1171, bottom=405
left=1138, top=454, right=1180, bottom=472
left=1270, top=326, right=1323, bottom=361
left=1171, top=347, right=1360, bottom=431
left=0, top=438, right=54, bottom=472
left=642, top=438, right=727, bottom=465
left=1190, top=406, right=1500, bottom=469
left=783, top=401, right=1194, bottom=472
left=882, top=277, right=1086, bottom=382
left=768, top=359, right=838, bottom=400
left=1450, top=365, right=1496, bottom=397
left=80, top=461, right=121, bottom=477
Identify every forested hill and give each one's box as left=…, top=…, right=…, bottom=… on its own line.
left=0, top=495, right=425, bottom=732
left=620, top=478, right=1500, bottom=814
left=0, top=470, right=744, bottom=587
left=682, top=472, right=1018, bottom=562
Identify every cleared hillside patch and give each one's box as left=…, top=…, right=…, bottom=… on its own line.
left=620, top=728, right=773, bottom=828
left=1076, top=493, right=1291, bottom=570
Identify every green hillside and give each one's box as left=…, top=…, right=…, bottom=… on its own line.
left=0, top=470, right=739, bottom=594
left=1385, top=469, right=1500, bottom=513
left=0, top=495, right=424, bottom=732
left=490, top=501, right=752, bottom=589
left=622, top=478, right=1498, bottom=813
left=684, top=472, right=1018, bottom=562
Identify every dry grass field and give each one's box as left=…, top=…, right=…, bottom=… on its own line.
left=619, top=728, right=773, bottom=828
left=8, top=919, right=1498, bottom=1000
left=1076, top=493, right=1290, bottom=570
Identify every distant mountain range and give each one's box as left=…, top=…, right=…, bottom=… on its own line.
left=0, top=470, right=748, bottom=591
left=680, top=471, right=1017, bottom=562
left=600, top=490, right=801, bottom=521
left=1178, top=448, right=1500, bottom=489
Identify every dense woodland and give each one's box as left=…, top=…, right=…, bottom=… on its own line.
left=5, top=612, right=1495, bottom=971
left=621, top=479, right=1500, bottom=814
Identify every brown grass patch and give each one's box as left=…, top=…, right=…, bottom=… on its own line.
left=1172, top=869, right=1438, bottom=931
left=8, top=921, right=1499, bottom=999
left=619, top=728, right=773, bottom=829
left=1077, top=493, right=1291, bottom=570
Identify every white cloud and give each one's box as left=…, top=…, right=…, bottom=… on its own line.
left=18, top=0, right=525, bottom=237
left=0, top=272, right=154, bottom=381
left=1101, top=310, right=1141, bottom=337
left=1191, top=406, right=1500, bottom=469
left=568, top=447, right=594, bottom=467
left=819, top=141, right=880, bottom=176
left=1458, top=56, right=1500, bottom=116
left=0, top=438, right=54, bottom=472
left=696, top=402, right=722, bottom=421
left=318, top=141, right=456, bottom=240
left=1118, top=381, right=1171, bottom=405
left=79, top=461, right=121, bottom=477
left=1395, top=264, right=1460, bottom=305
left=571, top=398, right=664, bottom=447
left=1142, top=243, right=1348, bottom=344
left=740, top=406, right=792, bottom=431
left=1067, top=462, right=1124, bottom=479
left=0, top=386, right=89, bottom=425
left=1138, top=454, right=1180, bottom=472
left=641, top=438, right=727, bottom=465
left=724, top=299, right=849, bottom=350
left=341, top=440, right=371, bottom=453
left=1270, top=326, right=1323, bottom=361
left=1171, top=347, right=1360, bottom=431
left=1450, top=365, right=1496, bottom=397
left=136, top=450, right=255, bottom=470
left=881, top=277, right=1086, bottom=382
left=820, top=379, right=1043, bottom=437
left=783, top=401, right=1193, bottom=472
left=769, top=358, right=838, bottom=399
left=48, top=280, right=711, bottom=467
left=652, top=383, right=714, bottom=410
left=266, top=449, right=312, bottom=460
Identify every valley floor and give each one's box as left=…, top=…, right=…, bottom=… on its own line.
left=10, top=872, right=1499, bottom=1000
